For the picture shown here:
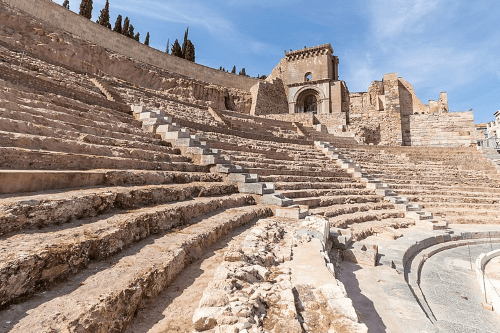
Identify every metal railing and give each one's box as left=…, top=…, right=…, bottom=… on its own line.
left=478, top=137, right=500, bottom=149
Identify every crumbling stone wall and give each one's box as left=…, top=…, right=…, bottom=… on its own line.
left=249, top=78, right=288, bottom=115
left=3, top=0, right=260, bottom=91
left=0, top=2, right=251, bottom=113
left=347, top=73, right=477, bottom=147
left=409, top=111, right=480, bottom=147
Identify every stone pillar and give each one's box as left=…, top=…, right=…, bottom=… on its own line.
left=381, top=73, right=402, bottom=146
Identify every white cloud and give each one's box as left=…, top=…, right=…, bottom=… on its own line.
left=369, top=0, right=443, bottom=38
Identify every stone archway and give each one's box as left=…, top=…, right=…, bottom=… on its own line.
left=295, top=88, right=321, bottom=113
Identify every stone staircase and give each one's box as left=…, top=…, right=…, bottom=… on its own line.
left=132, top=105, right=295, bottom=209
left=314, top=141, right=448, bottom=230
left=333, top=144, right=500, bottom=226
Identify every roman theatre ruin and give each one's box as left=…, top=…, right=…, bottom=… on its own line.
left=0, top=0, right=499, bottom=332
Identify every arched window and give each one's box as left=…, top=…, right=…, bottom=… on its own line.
left=304, top=72, right=312, bottom=82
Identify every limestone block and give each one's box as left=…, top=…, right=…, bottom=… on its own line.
left=193, top=307, right=225, bottom=331
left=300, top=216, right=330, bottom=244
left=343, top=243, right=378, bottom=266
left=132, top=105, right=147, bottom=114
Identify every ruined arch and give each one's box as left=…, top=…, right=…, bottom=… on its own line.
left=293, top=87, right=324, bottom=113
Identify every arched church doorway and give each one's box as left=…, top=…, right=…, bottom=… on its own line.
left=295, top=89, right=320, bottom=113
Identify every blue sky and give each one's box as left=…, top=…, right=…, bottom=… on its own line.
left=55, top=0, right=499, bottom=123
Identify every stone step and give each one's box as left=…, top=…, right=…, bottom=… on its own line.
left=274, top=182, right=365, bottom=191
left=375, top=189, right=397, bottom=196
left=310, top=202, right=396, bottom=218
left=0, top=147, right=206, bottom=172
left=406, top=210, right=434, bottom=220
left=438, top=215, right=500, bottom=224
left=388, top=188, right=500, bottom=199
left=0, top=193, right=255, bottom=308
left=0, top=170, right=223, bottom=195
left=366, top=182, right=388, bottom=190
left=328, top=209, right=406, bottom=228
left=141, top=117, right=168, bottom=133
left=0, top=102, right=152, bottom=140
left=416, top=219, right=448, bottom=230
left=245, top=168, right=349, bottom=177
left=405, top=194, right=500, bottom=204
left=0, top=116, right=176, bottom=155
left=424, top=207, right=500, bottom=218
left=395, top=203, right=421, bottom=211
left=349, top=217, right=416, bottom=241
left=385, top=196, right=409, bottom=204
left=0, top=182, right=237, bottom=236
left=275, top=205, right=310, bottom=219
left=259, top=175, right=355, bottom=183
left=259, top=193, right=294, bottom=206
left=138, top=111, right=166, bottom=120
left=210, top=164, right=245, bottom=174
left=227, top=173, right=259, bottom=183
left=291, top=195, right=382, bottom=208
left=7, top=205, right=272, bottom=332
left=0, top=130, right=186, bottom=163
left=388, top=183, right=500, bottom=194
left=161, top=128, right=191, bottom=140
left=187, top=153, right=226, bottom=166
left=238, top=182, right=275, bottom=195
left=278, top=188, right=374, bottom=199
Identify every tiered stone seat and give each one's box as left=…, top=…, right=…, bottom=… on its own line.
left=337, top=146, right=500, bottom=225
left=0, top=83, right=204, bottom=171
left=218, top=109, right=305, bottom=139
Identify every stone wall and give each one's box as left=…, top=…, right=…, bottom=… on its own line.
left=408, top=111, right=479, bottom=147
left=265, top=113, right=315, bottom=127
left=381, top=73, right=403, bottom=145
left=2, top=0, right=260, bottom=91
left=249, top=78, right=288, bottom=115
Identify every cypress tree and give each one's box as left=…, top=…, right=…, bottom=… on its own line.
left=134, top=32, right=140, bottom=42
left=97, top=0, right=111, bottom=29
left=165, top=39, right=170, bottom=54
left=113, top=15, right=122, bottom=33
left=171, top=39, right=182, bottom=57
left=79, top=0, right=92, bottom=19
left=62, top=0, right=70, bottom=9
left=144, top=32, right=150, bottom=46
left=238, top=68, right=246, bottom=76
left=231, top=65, right=236, bottom=74
left=128, top=24, right=134, bottom=38
left=122, top=17, right=130, bottom=36
left=181, top=27, right=189, bottom=58
left=184, top=40, right=195, bottom=62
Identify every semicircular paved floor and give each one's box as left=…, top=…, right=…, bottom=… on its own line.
left=420, top=242, right=500, bottom=333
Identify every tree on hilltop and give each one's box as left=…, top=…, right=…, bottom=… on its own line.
left=79, top=0, right=93, bottom=19
left=134, top=32, right=140, bottom=42
left=171, top=39, right=182, bottom=57
left=144, top=32, right=150, bottom=46
left=184, top=39, right=195, bottom=62
left=62, top=0, right=70, bottom=9
left=181, top=27, right=189, bottom=58
left=122, top=17, right=130, bottom=36
left=113, top=15, right=122, bottom=33
left=128, top=25, right=135, bottom=38
left=231, top=66, right=236, bottom=74
left=97, top=0, right=111, bottom=29
left=238, top=68, right=246, bottom=76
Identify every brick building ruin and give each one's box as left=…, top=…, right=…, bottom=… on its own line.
left=250, top=44, right=481, bottom=147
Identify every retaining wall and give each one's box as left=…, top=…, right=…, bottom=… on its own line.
left=2, top=0, right=260, bottom=91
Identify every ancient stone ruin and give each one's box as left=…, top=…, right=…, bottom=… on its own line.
left=1, top=0, right=500, bottom=332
